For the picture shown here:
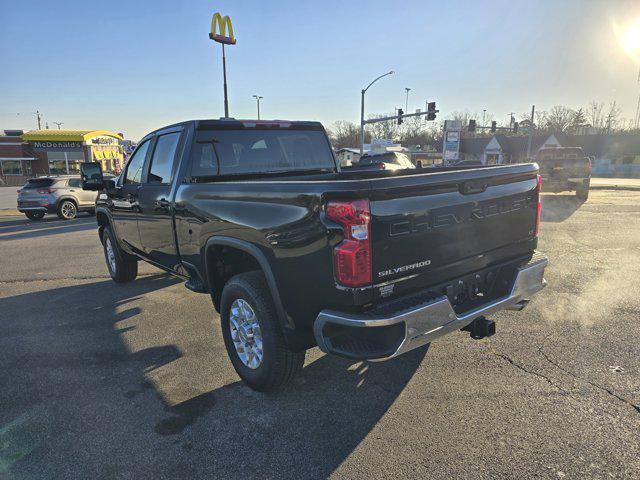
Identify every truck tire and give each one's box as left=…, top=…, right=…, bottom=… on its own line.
left=25, top=211, right=45, bottom=221
left=576, top=187, right=589, bottom=201
left=102, top=226, right=138, bottom=283
left=220, top=271, right=305, bottom=392
left=57, top=199, right=77, bottom=220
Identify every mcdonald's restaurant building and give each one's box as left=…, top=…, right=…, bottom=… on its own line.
left=21, top=130, right=125, bottom=177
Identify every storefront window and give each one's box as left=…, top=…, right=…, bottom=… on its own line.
left=1, top=160, right=22, bottom=175
left=48, top=151, right=85, bottom=174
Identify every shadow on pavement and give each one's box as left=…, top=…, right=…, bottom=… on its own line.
left=0, top=216, right=95, bottom=241
left=540, top=194, right=584, bottom=222
left=0, top=274, right=427, bottom=479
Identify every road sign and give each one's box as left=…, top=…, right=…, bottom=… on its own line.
left=443, top=121, right=462, bottom=163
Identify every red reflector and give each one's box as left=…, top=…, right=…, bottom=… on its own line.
left=326, top=199, right=371, bottom=287
left=534, top=175, right=542, bottom=237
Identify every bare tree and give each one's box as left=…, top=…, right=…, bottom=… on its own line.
left=542, top=105, right=575, bottom=132
left=604, top=101, right=621, bottom=133
left=327, top=121, right=361, bottom=149
left=366, top=112, right=400, bottom=142
left=586, top=101, right=606, bottom=130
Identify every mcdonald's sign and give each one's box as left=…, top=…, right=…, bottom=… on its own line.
left=209, top=12, right=236, bottom=45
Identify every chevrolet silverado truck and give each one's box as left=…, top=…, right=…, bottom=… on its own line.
left=81, top=119, right=547, bottom=392
left=535, top=147, right=591, bottom=201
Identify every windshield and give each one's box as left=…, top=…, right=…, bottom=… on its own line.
left=191, top=129, right=335, bottom=177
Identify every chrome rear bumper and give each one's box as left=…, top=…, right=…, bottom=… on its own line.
left=314, top=254, right=548, bottom=360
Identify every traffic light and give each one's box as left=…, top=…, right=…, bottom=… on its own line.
left=397, top=108, right=404, bottom=125
left=491, top=121, right=497, bottom=133
left=427, top=102, right=436, bottom=120
left=468, top=119, right=476, bottom=132
left=513, top=122, right=519, bottom=133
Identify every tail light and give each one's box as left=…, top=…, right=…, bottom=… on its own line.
left=585, top=158, right=591, bottom=176
left=38, top=188, right=57, bottom=194
left=326, top=199, right=372, bottom=287
left=377, top=163, right=386, bottom=170
left=16, top=189, right=21, bottom=193
left=534, top=174, right=542, bottom=237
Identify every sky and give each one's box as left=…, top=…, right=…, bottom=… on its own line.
left=2, top=0, right=640, bottom=141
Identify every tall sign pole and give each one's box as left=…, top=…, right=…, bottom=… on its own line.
left=209, top=12, right=236, bottom=118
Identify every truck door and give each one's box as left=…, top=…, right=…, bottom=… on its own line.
left=136, top=129, right=183, bottom=269
left=111, top=139, right=151, bottom=252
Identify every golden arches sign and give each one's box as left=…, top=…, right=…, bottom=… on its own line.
left=209, top=12, right=236, bottom=45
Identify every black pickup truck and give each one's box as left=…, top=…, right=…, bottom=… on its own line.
left=81, top=119, right=547, bottom=392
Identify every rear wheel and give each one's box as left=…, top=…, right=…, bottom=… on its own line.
left=25, top=211, right=45, bottom=221
left=220, top=271, right=305, bottom=392
left=102, top=226, right=138, bottom=283
left=57, top=200, right=77, bottom=220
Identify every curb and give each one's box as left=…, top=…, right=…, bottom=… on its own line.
left=0, top=209, right=23, bottom=216
left=590, top=185, right=640, bottom=192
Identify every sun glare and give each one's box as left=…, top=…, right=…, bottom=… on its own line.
left=616, top=18, right=640, bottom=60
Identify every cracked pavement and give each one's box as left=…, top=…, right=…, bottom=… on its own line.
left=1, top=190, right=639, bottom=479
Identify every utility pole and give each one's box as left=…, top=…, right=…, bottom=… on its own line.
left=54, top=122, right=64, bottom=130
left=405, top=87, right=411, bottom=114
left=253, top=95, right=263, bottom=120
left=360, top=70, right=395, bottom=154
left=509, top=112, right=515, bottom=129
left=33, top=110, right=42, bottom=129
left=526, top=105, right=535, bottom=159
left=482, top=109, right=486, bottom=125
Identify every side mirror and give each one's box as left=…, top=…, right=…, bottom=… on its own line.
left=80, top=162, right=104, bottom=190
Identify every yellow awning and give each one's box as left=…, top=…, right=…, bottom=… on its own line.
left=22, top=129, right=123, bottom=143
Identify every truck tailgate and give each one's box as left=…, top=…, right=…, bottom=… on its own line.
left=368, top=164, right=539, bottom=300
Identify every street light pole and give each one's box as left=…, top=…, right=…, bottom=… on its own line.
left=253, top=95, right=263, bottom=120
left=360, top=70, right=394, bottom=154
left=405, top=87, right=411, bottom=114
left=54, top=122, right=63, bottom=130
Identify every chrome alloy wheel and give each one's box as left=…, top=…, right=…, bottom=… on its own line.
left=229, top=298, right=263, bottom=369
left=61, top=201, right=76, bottom=219
left=105, top=237, right=117, bottom=274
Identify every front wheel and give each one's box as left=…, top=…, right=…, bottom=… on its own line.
left=220, top=271, right=305, bottom=392
left=102, top=226, right=138, bottom=283
left=57, top=200, right=77, bottom=220
left=25, top=211, right=45, bottom=221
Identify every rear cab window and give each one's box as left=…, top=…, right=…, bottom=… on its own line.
left=147, top=132, right=181, bottom=184
left=190, top=127, right=335, bottom=178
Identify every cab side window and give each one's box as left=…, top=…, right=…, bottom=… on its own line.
left=125, top=140, right=150, bottom=184
left=147, top=132, right=181, bottom=184
left=68, top=178, right=82, bottom=188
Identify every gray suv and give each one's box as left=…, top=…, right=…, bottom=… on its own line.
left=17, top=176, right=106, bottom=221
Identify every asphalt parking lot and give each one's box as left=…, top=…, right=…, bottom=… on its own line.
left=1, top=190, right=639, bottom=479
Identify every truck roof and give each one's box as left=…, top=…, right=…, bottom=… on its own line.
left=143, top=119, right=325, bottom=137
